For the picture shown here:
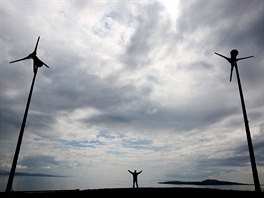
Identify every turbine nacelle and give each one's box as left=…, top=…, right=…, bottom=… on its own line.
left=215, top=49, right=253, bottom=82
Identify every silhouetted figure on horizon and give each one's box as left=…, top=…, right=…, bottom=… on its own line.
left=128, top=170, right=142, bottom=188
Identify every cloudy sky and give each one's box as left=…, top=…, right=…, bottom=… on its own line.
left=0, top=0, right=263, bottom=190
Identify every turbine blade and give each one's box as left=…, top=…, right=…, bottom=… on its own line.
left=215, top=52, right=230, bottom=61
left=43, top=62, right=50, bottom=68
left=230, top=65, right=234, bottom=82
left=230, top=64, right=236, bottom=82
left=38, top=58, right=49, bottom=68
left=236, top=56, right=254, bottom=61
left=10, top=55, right=31, bottom=64
left=34, top=36, right=40, bottom=54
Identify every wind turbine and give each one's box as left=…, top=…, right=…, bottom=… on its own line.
left=6, top=36, right=49, bottom=192
left=215, top=50, right=253, bottom=82
left=9, top=36, right=49, bottom=73
left=215, top=49, right=261, bottom=192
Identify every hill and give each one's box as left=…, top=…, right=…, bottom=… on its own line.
left=158, top=179, right=249, bottom=185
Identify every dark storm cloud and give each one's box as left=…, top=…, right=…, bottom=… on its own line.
left=0, top=80, right=34, bottom=138
left=40, top=72, right=152, bottom=112
left=84, top=96, right=238, bottom=133
left=26, top=112, right=56, bottom=133
left=24, top=64, right=153, bottom=134
left=214, top=1, right=263, bottom=51
left=178, top=0, right=263, bottom=47
left=1, top=28, right=154, bottom=140
left=4, top=0, right=260, bottom=140
left=177, top=0, right=264, bottom=78
left=20, top=155, right=59, bottom=170
left=178, top=0, right=264, bottom=135
left=197, top=135, right=264, bottom=168
left=121, top=2, right=173, bottom=69
left=167, top=136, right=263, bottom=180
left=89, top=113, right=133, bottom=125
left=0, top=106, right=22, bottom=139
left=148, top=104, right=237, bottom=132
left=234, top=138, right=264, bottom=166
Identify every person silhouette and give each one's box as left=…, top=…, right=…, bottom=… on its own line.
left=128, top=170, right=142, bottom=188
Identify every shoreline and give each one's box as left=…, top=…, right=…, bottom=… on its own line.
left=1, top=187, right=262, bottom=197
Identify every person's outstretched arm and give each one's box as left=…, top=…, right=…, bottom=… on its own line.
left=128, top=170, right=133, bottom=174
left=138, top=170, right=142, bottom=174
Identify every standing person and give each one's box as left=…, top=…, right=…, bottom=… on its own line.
left=128, top=170, right=142, bottom=188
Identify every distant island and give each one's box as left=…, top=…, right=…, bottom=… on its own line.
left=159, top=179, right=250, bottom=186
left=0, top=170, right=65, bottom=177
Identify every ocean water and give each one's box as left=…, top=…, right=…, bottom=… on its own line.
left=0, top=175, right=256, bottom=192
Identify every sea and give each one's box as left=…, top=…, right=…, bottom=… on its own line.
left=0, top=175, right=257, bottom=192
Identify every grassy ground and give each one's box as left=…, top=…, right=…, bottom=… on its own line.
left=1, top=187, right=263, bottom=197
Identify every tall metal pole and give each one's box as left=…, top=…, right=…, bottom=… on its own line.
left=234, top=64, right=261, bottom=192
left=5, top=67, right=38, bottom=192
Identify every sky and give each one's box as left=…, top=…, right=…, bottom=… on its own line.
left=0, top=0, right=263, bottom=190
